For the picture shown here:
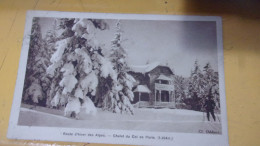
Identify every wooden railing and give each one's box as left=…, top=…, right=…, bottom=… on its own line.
left=155, top=83, right=174, bottom=91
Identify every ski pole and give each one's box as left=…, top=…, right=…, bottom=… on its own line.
left=216, top=109, right=221, bottom=122
left=202, top=108, right=206, bottom=122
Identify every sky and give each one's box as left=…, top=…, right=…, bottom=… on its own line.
left=39, top=17, right=218, bottom=77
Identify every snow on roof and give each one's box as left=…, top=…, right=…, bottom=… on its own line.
left=157, top=74, right=172, bottom=81
left=133, top=85, right=151, bottom=93
left=130, top=62, right=160, bottom=73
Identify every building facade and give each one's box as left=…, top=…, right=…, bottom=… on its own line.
left=129, top=63, right=175, bottom=108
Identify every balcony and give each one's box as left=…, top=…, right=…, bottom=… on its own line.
left=155, top=83, right=174, bottom=91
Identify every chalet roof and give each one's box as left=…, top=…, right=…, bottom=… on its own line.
left=130, top=62, right=160, bottom=73
left=133, top=85, right=151, bottom=93
left=157, top=74, right=172, bottom=81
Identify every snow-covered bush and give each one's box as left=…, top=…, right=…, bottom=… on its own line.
left=82, top=97, right=97, bottom=115
left=64, top=97, right=81, bottom=119
left=23, top=80, right=44, bottom=104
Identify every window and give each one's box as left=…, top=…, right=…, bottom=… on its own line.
left=155, top=80, right=169, bottom=84
left=161, top=80, right=169, bottom=84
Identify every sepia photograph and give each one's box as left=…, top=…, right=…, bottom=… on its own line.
left=8, top=11, right=228, bottom=146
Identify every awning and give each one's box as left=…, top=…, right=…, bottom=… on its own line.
left=133, top=85, right=151, bottom=93
left=157, top=74, right=172, bottom=81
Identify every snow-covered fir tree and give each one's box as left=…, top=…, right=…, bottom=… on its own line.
left=186, top=60, right=206, bottom=111
left=203, top=63, right=220, bottom=110
left=173, top=75, right=188, bottom=104
left=185, top=60, right=220, bottom=112
left=46, top=18, right=135, bottom=118
left=44, top=19, right=58, bottom=56
left=23, top=17, right=48, bottom=106
left=100, top=21, right=135, bottom=114
left=203, top=63, right=218, bottom=89
left=42, top=19, right=61, bottom=107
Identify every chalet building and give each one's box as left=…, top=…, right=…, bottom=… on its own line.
left=128, top=62, right=175, bottom=108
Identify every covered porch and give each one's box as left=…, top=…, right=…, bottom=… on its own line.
left=133, top=85, right=151, bottom=107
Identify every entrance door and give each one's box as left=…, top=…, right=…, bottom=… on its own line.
left=161, top=90, right=169, bottom=102
left=156, top=90, right=160, bottom=101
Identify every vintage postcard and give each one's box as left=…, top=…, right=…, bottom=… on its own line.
left=8, top=11, right=228, bottom=146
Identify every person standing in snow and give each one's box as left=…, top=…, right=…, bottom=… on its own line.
left=203, top=93, right=216, bottom=121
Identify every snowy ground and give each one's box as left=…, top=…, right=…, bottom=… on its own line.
left=18, top=104, right=222, bottom=134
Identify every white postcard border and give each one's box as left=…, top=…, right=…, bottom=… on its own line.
left=7, top=10, right=228, bottom=146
